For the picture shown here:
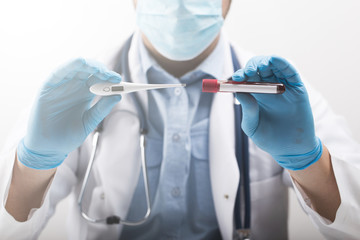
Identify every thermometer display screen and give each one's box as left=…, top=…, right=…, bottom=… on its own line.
left=111, top=86, right=124, bottom=92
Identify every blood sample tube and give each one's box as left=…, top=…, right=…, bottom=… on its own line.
left=202, top=79, right=285, bottom=94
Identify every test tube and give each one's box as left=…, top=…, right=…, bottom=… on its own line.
left=202, top=79, right=285, bottom=94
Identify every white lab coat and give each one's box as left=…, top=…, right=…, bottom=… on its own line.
left=1, top=37, right=360, bottom=240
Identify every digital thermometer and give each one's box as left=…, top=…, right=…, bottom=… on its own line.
left=90, top=82, right=186, bottom=96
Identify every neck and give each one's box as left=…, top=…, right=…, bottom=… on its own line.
left=141, top=33, right=220, bottom=78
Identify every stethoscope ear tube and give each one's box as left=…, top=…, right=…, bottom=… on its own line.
left=77, top=127, right=152, bottom=225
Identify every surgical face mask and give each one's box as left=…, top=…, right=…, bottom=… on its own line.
left=136, top=0, right=224, bottom=61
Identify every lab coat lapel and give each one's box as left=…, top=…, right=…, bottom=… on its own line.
left=209, top=93, right=239, bottom=240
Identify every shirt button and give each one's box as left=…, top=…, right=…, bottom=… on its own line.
left=171, top=187, right=181, bottom=197
left=172, top=133, right=180, bottom=142
left=174, top=87, right=182, bottom=96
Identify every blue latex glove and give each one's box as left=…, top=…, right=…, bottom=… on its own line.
left=17, top=58, right=122, bottom=170
left=233, top=56, right=322, bottom=170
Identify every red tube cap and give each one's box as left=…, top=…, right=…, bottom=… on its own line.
left=202, top=79, right=220, bottom=93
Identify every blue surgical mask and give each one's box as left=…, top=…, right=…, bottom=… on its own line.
left=136, top=0, right=224, bottom=61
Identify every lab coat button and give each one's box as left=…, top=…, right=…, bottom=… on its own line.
left=100, top=193, right=105, bottom=199
left=171, top=187, right=181, bottom=197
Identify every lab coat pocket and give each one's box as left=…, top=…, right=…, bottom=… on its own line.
left=86, top=186, right=118, bottom=239
left=87, top=186, right=109, bottom=219
left=250, top=173, right=286, bottom=202
left=249, top=173, right=288, bottom=240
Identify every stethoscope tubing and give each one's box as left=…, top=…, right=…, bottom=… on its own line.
left=77, top=129, right=152, bottom=225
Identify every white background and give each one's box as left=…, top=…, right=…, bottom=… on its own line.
left=1, top=0, right=359, bottom=239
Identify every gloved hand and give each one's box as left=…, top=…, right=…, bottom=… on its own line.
left=233, top=56, right=322, bottom=170
left=17, top=58, right=122, bottom=170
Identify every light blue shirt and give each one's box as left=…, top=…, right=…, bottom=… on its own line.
left=120, top=32, right=228, bottom=240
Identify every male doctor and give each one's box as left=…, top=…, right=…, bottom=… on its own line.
left=1, top=0, right=360, bottom=239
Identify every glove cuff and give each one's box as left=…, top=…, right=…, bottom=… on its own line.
left=274, top=137, right=323, bottom=171
left=17, top=138, right=67, bottom=170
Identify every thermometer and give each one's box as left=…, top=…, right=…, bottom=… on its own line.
left=90, top=82, right=186, bottom=96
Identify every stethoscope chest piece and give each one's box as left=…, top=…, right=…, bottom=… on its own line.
left=235, top=229, right=251, bottom=240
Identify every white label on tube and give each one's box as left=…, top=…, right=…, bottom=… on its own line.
left=219, top=84, right=278, bottom=94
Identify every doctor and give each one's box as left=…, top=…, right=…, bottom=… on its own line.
left=1, top=0, right=360, bottom=239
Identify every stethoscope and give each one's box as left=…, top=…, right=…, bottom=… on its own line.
left=77, top=36, right=251, bottom=239
left=77, top=125, right=151, bottom=225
